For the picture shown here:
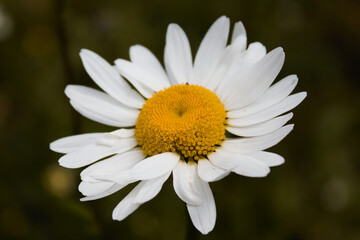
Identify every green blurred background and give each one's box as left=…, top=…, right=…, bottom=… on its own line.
left=0, top=0, right=359, bottom=239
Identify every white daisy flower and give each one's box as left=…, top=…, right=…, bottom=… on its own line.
left=50, top=16, right=306, bottom=234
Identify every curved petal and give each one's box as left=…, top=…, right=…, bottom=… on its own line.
left=231, top=21, right=246, bottom=44
left=208, top=149, right=270, bottom=177
left=242, top=42, right=267, bottom=66
left=214, top=42, right=266, bottom=96
left=205, top=35, right=247, bottom=91
left=112, top=182, right=143, bottom=221
left=187, top=180, right=216, bottom=235
left=79, top=49, right=144, bottom=108
left=164, top=24, right=192, bottom=84
left=173, top=161, right=202, bottom=205
left=197, top=159, right=230, bottom=182
left=112, top=176, right=170, bottom=221
left=226, top=112, right=293, bottom=137
left=96, top=170, right=136, bottom=185
left=80, top=184, right=125, bottom=201
left=65, top=85, right=139, bottom=127
left=109, top=129, right=135, bottom=138
left=131, top=152, right=180, bottom=180
left=80, top=149, right=145, bottom=181
left=96, top=129, right=135, bottom=147
left=78, top=181, right=114, bottom=196
left=115, top=59, right=165, bottom=97
left=192, top=16, right=230, bottom=86
left=219, top=47, right=284, bottom=110
left=59, top=138, right=137, bottom=169
left=221, top=125, right=294, bottom=153
left=129, top=45, right=170, bottom=87
left=69, top=100, right=125, bottom=128
left=134, top=172, right=171, bottom=204
left=227, top=75, right=298, bottom=118
left=246, top=151, right=285, bottom=167
left=50, top=133, right=104, bottom=154
left=227, top=92, right=306, bottom=127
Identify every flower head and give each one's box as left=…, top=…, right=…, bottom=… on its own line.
left=50, top=16, right=306, bottom=234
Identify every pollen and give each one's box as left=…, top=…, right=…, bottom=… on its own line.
left=135, top=84, right=227, bottom=161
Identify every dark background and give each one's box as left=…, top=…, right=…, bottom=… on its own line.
left=0, top=0, right=359, bottom=239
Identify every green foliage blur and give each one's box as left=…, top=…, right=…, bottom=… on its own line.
left=0, top=0, right=359, bottom=239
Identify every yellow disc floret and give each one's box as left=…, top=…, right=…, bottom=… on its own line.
left=135, top=84, right=227, bottom=161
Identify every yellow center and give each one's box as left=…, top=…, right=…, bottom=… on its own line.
left=135, top=84, right=227, bottom=161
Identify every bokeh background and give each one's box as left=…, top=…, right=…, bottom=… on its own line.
left=0, top=0, right=359, bottom=239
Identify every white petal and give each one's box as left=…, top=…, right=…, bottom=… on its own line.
left=79, top=49, right=144, bottom=108
left=221, top=125, right=294, bottom=153
left=78, top=181, right=114, bottom=196
left=197, top=159, right=230, bottom=182
left=208, top=149, right=270, bottom=177
left=192, top=16, right=230, bottom=86
left=131, top=152, right=180, bottom=180
left=133, top=172, right=171, bottom=204
left=50, top=133, right=104, bottom=154
left=246, top=151, right=285, bottom=167
left=232, top=164, right=270, bottom=177
left=187, top=180, right=216, bottom=235
left=231, top=21, right=246, bottom=44
left=59, top=138, right=137, bottom=169
left=65, top=85, right=139, bottom=127
left=214, top=42, right=266, bottom=97
left=112, top=182, right=143, bottom=221
left=227, top=92, right=306, bottom=127
left=110, top=129, right=135, bottom=138
left=242, top=42, right=267, bottom=66
left=164, top=24, right=192, bottom=84
left=227, top=75, right=298, bottom=118
left=205, top=35, right=247, bottom=91
left=227, top=112, right=293, bottom=136
left=80, top=149, right=145, bottom=181
left=218, top=47, right=284, bottom=110
left=115, top=59, right=165, bottom=97
left=173, top=161, right=202, bottom=205
left=80, top=184, right=125, bottom=201
left=96, top=129, right=135, bottom=146
left=69, top=100, right=125, bottom=128
left=129, top=45, right=171, bottom=88
left=208, top=149, right=255, bottom=170
left=97, top=169, right=138, bottom=185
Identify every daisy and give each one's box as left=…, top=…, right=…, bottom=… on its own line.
left=50, top=16, right=306, bottom=234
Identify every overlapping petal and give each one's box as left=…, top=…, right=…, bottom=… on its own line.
left=50, top=133, right=104, bottom=154
left=208, top=149, right=270, bottom=177
left=187, top=179, right=216, bottom=235
left=227, top=74, right=298, bottom=118
left=129, top=45, right=171, bottom=88
left=173, top=161, right=203, bottom=205
left=131, top=152, right=180, bottom=180
left=114, top=59, right=166, bottom=98
left=197, top=159, right=230, bottom=182
left=221, top=125, right=294, bottom=153
left=80, top=148, right=144, bottom=182
left=80, top=49, right=144, bottom=108
left=217, top=47, right=285, bottom=110
left=112, top=173, right=170, bottom=221
left=226, top=112, right=293, bottom=137
left=59, top=138, right=137, bottom=169
left=65, top=85, right=139, bottom=127
left=164, top=24, right=192, bottom=84
left=227, top=92, right=306, bottom=127
left=192, top=16, right=230, bottom=86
